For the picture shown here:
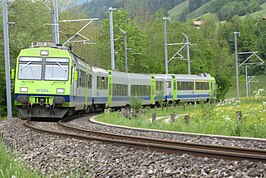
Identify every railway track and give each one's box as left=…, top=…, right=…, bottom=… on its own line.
left=24, top=119, right=266, bottom=163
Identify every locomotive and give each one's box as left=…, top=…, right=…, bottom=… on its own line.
left=13, top=42, right=216, bottom=119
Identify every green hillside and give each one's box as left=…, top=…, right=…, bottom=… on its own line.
left=168, top=0, right=189, bottom=19
left=241, top=3, right=266, bottom=19
left=168, top=0, right=266, bottom=21
left=186, top=1, right=213, bottom=19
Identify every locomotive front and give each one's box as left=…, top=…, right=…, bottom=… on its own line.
left=14, top=43, right=72, bottom=118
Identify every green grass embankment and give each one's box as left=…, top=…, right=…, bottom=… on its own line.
left=97, top=100, right=266, bottom=138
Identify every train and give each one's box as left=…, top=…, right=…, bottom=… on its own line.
left=13, top=42, right=216, bottom=119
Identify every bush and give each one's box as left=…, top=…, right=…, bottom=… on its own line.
left=129, top=97, right=143, bottom=118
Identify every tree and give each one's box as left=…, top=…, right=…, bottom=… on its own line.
left=97, top=9, right=147, bottom=72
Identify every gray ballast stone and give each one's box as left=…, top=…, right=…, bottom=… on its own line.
left=0, top=118, right=265, bottom=177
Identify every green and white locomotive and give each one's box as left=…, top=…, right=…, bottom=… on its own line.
left=14, top=42, right=93, bottom=118
left=14, top=42, right=217, bottom=119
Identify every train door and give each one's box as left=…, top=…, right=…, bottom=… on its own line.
left=151, top=76, right=155, bottom=105
left=72, top=63, right=78, bottom=103
left=172, top=76, right=177, bottom=101
left=107, top=71, right=113, bottom=107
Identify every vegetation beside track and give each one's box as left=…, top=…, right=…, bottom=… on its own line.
left=96, top=99, right=266, bottom=138
left=0, top=137, right=41, bottom=178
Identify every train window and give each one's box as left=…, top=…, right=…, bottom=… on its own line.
left=78, top=70, right=86, bottom=87
left=18, top=63, right=42, bottom=80
left=19, top=57, right=42, bottom=62
left=97, top=76, right=108, bottom=90
left=131, top=85, right=151, bottom=96
left=188, top=82, right=194, bottom=90
left=196, top=82, right=209, bottom=90
left=88, top=74, right=92, bottom=89
left=113, top=84, right=128, bottom=96
left=178, top=81, right=194, bottom=90
left=166, top=81, right=171, bottom=88
left=156, top=81, right=164, bottom=91
left=104, top=77, right=108, bottom=89
left=46, top=58, right=69, bottom=63
left=45, top=64, right=68, bottom=81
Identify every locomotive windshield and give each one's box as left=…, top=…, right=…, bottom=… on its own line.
left=18, top=57, right=42, bottom=80
left=44, top=58, right=69, bottom=80
left=18, top=57, right=69, bottom=81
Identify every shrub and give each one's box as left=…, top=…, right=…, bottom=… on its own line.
left=129, top=97, right=143, bottom=118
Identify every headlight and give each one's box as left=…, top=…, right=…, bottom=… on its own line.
left=20, top=87, right=28, bottom=92
left=56, top=88, right=65, bottom=94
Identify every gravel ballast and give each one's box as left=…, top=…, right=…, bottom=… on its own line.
left=0, top=118, right=265, bottom=177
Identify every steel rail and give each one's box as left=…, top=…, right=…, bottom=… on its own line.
left=24, top=120, right=266, bottom=163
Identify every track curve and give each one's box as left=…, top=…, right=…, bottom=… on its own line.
left=24, top=119, right=266, bottom=163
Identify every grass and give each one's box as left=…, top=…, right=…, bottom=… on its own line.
left=96, top=99, right=266, bottom=138
left=168, top=0, right=189, bottom=19
left=186, top=2, right=212, bottom=20
left=0, top=137, right=41, bottom=178
left=0, top=117, right=42, bottom=177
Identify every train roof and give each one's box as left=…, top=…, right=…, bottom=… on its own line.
left=156, top=73, right=211, bottom=80
left=128, top=72, right=151, bottom=79
left=92, top=66, right=109, bottom=75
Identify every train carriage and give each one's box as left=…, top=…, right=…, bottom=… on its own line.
left=156, top=74, right=177, bottom=102
left=108, top=70, right=129, bottom=107
left=154, top=75, right=166, bottom=104
left=91, top=66, right=109, bottom=110
left=174, top=74, right=213, bottom=101
left=72, top=55, right=93, bottom=113
left=128, top=73, right=154, bottom=105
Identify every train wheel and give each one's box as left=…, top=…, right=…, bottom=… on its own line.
left=67, top=108, right=74, bottom=117
left=90, top=105, right=95, bottom=113
left=85, top=106, right=90, bottom=113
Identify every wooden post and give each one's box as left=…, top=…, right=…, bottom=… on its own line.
left=141, top=108, right=146, bottom=118
left=152, top=113, right=156, bottom=123
left=184, top=115, right=190, bottom=125
left=129, top=108, right=133, bottom=120
left=236, top=111, right=242, bottom=124
left=124, top=108, right=129, bottom=118
left=121, top=108, right=125, bottom=117
left=170, top=113, right=176, bottom=123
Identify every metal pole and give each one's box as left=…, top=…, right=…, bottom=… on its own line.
left=54, top=0, right=60, bottom=44
left=185, top=34, right=191, bottom=74
left=234, top=32, right=240, bottom=100
left=163, top=17, right=168, bottom=74
left=2, top=0, right=12, bottom=118
left=248, top=77, right=251, bottom=96
left=51, top=9, right=55, bottom=42
left=109, top=7, right=116, bottom=70
left=124, top=32, right=128, bottom=73
left=245, top=66, right=249, bottom=97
